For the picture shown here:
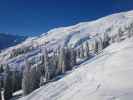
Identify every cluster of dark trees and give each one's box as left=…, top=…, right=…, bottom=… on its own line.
left=0, top=64, right=22, bottom=100
left=0, top=65, right=4, bottom=100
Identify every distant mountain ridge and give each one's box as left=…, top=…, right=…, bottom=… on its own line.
left=0, top=33, right=27, bottom=50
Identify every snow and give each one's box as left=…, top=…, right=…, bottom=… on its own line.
left=0, top=10, right=133, bottom=65
left=40, top=10, right=133, bottom=48
left=0, top=10, right=132, bottom=100
left=18, top=36, right=133, bottom=100
left=13, top=90, right=23, bottom=96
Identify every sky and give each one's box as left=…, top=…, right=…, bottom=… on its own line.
left=0, top=0, right=133, bottom=36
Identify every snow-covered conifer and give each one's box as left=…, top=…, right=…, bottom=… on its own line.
left=80, top=44, right=84, bottom=58
left=58, top=47, right=66, bottom=74
left=3, top=64, right=13, bottom=100
left=103, top=33, right=110, bottom=48
left=117, top=28, right=123, bottom=42
left=30, top=65, right=41, bottom=92
left=97, top=36, right=103, bottom=53
left=84, top=41, right=90, bottom=58
left=94, top=39, right=98, bottom=54
left=22, top=58, right=32, bottom=95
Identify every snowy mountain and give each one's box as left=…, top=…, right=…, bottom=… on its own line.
left=0, top=33, right=26, bottom=50
left=19, top=35, right=133, bottom=100
left=0, top=10, right=133, bottom=100
left=0, top=10, right=133, bottom=63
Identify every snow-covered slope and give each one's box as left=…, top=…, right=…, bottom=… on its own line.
left=35, top=10, right=133, bottom=50
left=19, top=36, right=133, bottom=100
left=0, top=10, right=133, bottom=65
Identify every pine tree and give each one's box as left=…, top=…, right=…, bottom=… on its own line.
left=80, top=44, right=84, bottom=58
left=0, top=92, right=1, bottom=100
left=12, top=69, right=18, bottom=92
left=3, top=64, right=13, bottom=100
left=84, top=41, right=90, bottom=58
left=117, top=28, right=123, bottom=42
left=65, top=47, right=73, bottom=70
left=127, top=25, right=131, bottom=38
left=70, top=48, right=76, bottom=67
left=0, top=65, right=4, bottom=89
left=40, top=48, right=50, bottom=83
left=58, top=47, right=67, bottom=74
left=76, top=48, right=80, bottom=59
left=54, top=48, right=61, bottom=76
left=94, top=39, right=98, bottom=54
left=22, top=58, right=41, bottom=95
left=40, top=50, right=45, bottom=77
left=52, top=52, right=58, bottom=76
left=12, top=68, right=22, bottom=92
left=43, top=48, right=50, bottom=81
left=43, top=48, right=55, bottom=81
left=97, top=37, right=103, bottom=53
left=50, top=57, right=56, bottom=78
left=58, top=47, right=76, bottom=72
left=131, top=23, right=133, bottom=35
left=22, top=59, right=32, bottom=95
left=30, top=66, right=41, bottom=92
left=103, top=33, right=110, bottom=48
left=128, top=23, right=133, bottom=38
left=0, top=64, right=4, bottom=73
left=0, top=78, right=2, bottom=100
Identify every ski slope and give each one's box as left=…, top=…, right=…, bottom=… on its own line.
left=19, top=36, right=133, bottom=100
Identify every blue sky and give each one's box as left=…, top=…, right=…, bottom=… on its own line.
left=0, top=0, right=133, bottom=36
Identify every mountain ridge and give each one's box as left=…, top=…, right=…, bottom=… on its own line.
left=0, top=10, right=133, bottom=63
left=0, top=33, right=27, bottom=50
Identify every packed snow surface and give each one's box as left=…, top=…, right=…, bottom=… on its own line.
left=19, top=36, right=133, bottom=100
